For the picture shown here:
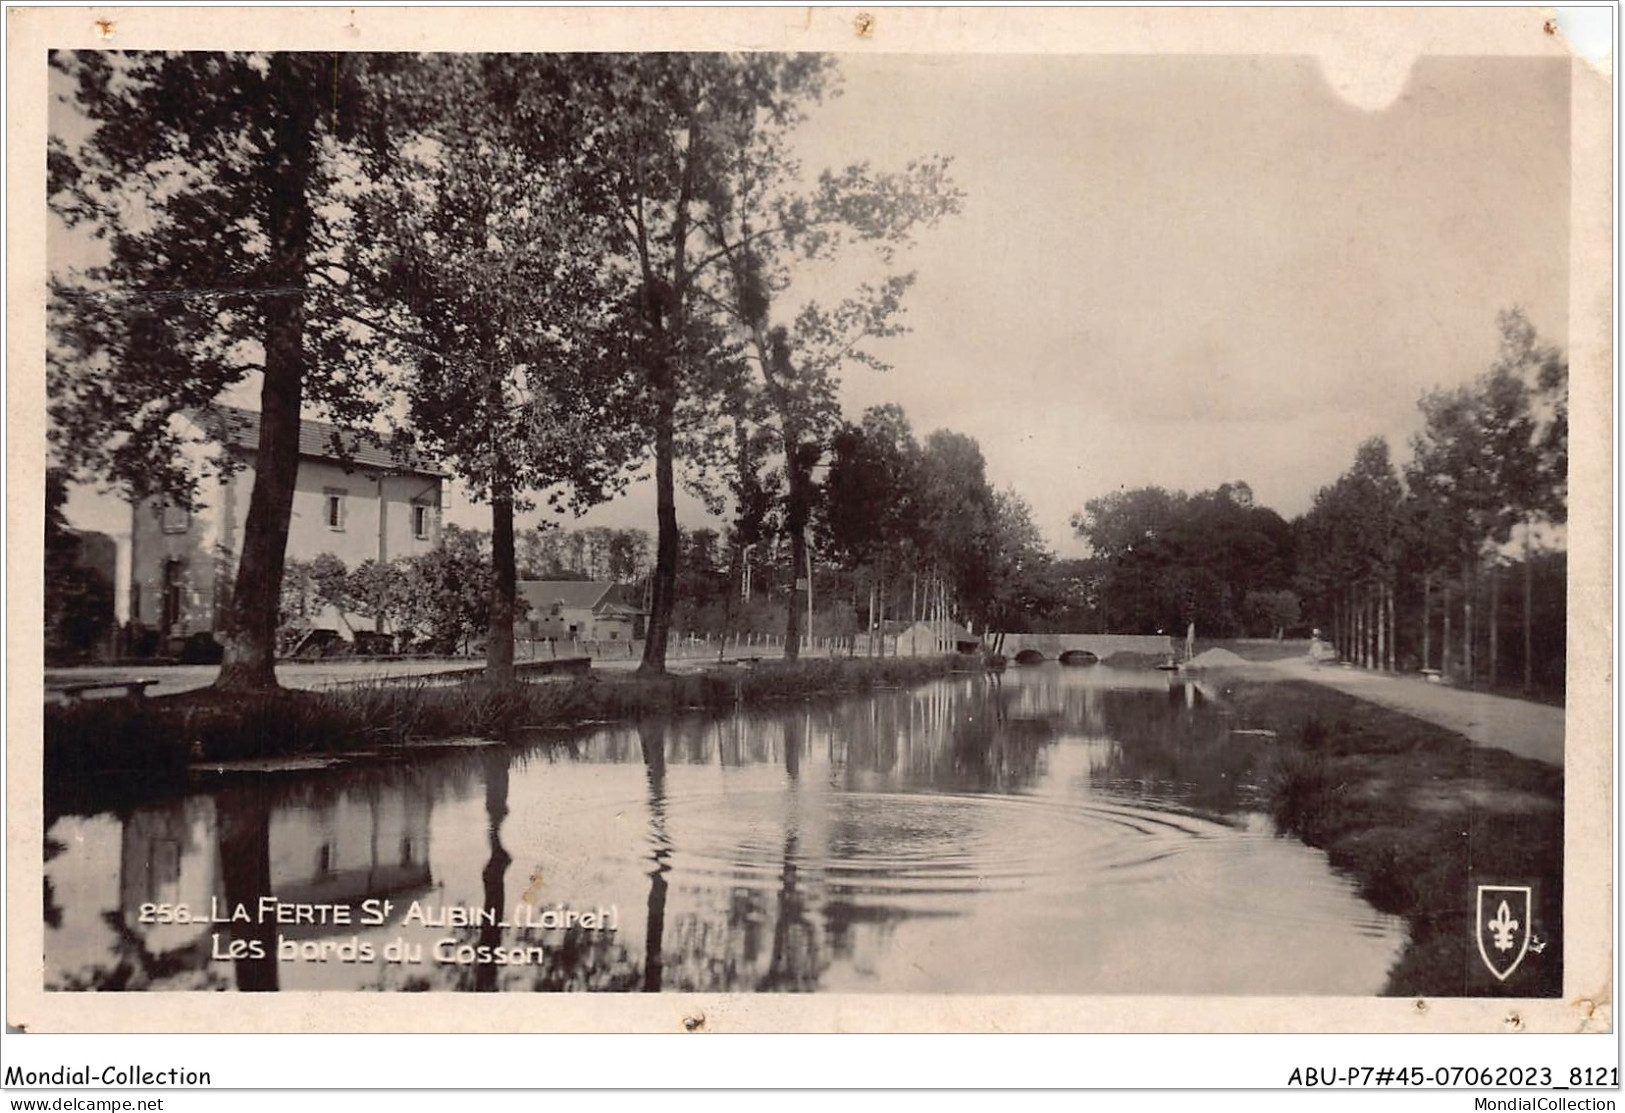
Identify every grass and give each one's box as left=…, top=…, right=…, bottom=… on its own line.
left=45, top=655, right=957, bottom=816
left=1219, top=679, right=1564, bottom=998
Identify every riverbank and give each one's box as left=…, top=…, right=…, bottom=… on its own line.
left=44, top=655, right=959, bottom=817
left=1218, top=676, right=1563, bottom=997
left=1259, top=656, right=1564, bottom=767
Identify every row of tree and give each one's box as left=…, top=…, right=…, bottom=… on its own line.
left=1296, top=309, right=1567, bottom=693
left=48, top=52, right=961, bottom=689
left=1044, top=309, right=1567, bottom=694
left=518, top=526, right=652, bottom=584
left=501, top=399, right=1049, bottom=647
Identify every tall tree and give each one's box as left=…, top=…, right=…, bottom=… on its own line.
left=352, top=56, right=643, bottom=683
left=1075, top=482, right=1293, bottom=636
left=578, top=54, right=958, bottom=668
left=916, top=430, right=1000, bottom=632
left=1489, top=308, right=1568, bottom=691
left=48, top=51, right=405, bottom=690
left=1407, top=316, right=1549, bottom=685
left=822, top=405, right=924, bottom=650
left=981, top=488, right=1056, bottom=644
left=701, top=86, right=962, bottom=658
left=566, top=54, right=838, bottom=674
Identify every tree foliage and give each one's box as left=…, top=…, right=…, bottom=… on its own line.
left=48, top=51, right=409, bottom=688
left=1073, top=481, right=1294, bottom=636
left=45, top=468, right=114, bottom=662
left=348, top=55, right=647, bottom=681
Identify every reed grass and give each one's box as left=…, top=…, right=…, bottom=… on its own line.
left=44, top=655, right=959, bottom=810
left=1230, top=680, right=1564, bottom=997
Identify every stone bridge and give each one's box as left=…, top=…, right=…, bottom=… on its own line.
left=998, top=633, right=1173, bottom=663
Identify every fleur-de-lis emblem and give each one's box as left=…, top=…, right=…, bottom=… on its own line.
left=1476, top=885, right=1533, bottom=981
left=1488, top=900, right=1520, bottom=952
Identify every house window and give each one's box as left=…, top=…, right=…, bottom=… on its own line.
left=412, top=503, right=431, bottom=540
left=324, top=488, right=347, bottom=531
left=160, top=504, right=189, bottom=534
left=161, top=559, right=184, bottom=633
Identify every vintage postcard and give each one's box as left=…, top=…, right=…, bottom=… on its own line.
left=6, top=6, right=1613, bottom=1041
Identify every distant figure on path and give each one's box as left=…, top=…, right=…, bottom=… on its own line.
left=1185, top=622, right=1196, bottom=662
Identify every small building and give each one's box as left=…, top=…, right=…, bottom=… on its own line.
left=516, top=580, right=646, bottom=643
left=128, top=405, right=446, bottom=654
left=892, top=620, right=980, bottom=655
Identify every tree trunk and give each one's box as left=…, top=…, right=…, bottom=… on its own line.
left=1422, top=572, right=1432, bottom=671
left=1385, top=579, right=1395, bottom=672
left=1368, top=587, right=1376, bottom=668
left=640, top=367, right=678, bottom=675
left=1356, top=588, right=1366, bottom=668
left=866, top=585, right=876, bottom=658
left=475, top=749, right=510, bottom=993
left=215, top=62, right=315, bottom=691
left=486, top=477, right=517, bottom=685
left=782, top=439, right=809, bottom=662
left=1359, top=588, right=1367, bottom=668
left=877, top=563, right=887, bottom=658
left=1462, top=555, right=1475, bottom=687
left=1378, top=582, right=1388, bottom=670
left=723, top=540, right=740, bottom=633
left=1488, top=560, right=1500, bottom=689
left=217, top=787, right=277, bottom=991
left=639, top=722, right=670, bottom=993
left=724, top=418, right=754, bottom=637
left=1442, top=580, right=1453, bottom=681
left=1523, top=522, right=1534, bottom=694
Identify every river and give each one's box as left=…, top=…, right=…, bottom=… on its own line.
left=44, top=664, right=1405, bottom=993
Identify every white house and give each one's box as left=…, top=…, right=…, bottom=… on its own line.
left=127, top=405, right=446, bottom=654
left=516, top=580, right=646, bottom=644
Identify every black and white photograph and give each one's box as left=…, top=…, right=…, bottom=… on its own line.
left=8, top=5, right=1613, bottom=1050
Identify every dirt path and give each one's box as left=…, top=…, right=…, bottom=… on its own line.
left=1261, top=656, right=1565, bottom=767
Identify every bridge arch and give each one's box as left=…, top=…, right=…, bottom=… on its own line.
left=1001, top=633, right=1174, bottom=663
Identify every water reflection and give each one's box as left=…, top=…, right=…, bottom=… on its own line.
left=640, top=720, right=670, bottom=993
left=46, top=666, right=1405, bottom=994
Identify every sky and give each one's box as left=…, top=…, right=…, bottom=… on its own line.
left=467, top=52, right=1570, bottom=557
left=59, top=52, right=1571, bottom=559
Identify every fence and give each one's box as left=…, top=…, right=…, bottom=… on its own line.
left=514, top=631, right=944, bottom=662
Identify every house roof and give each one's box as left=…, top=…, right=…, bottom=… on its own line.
left=595, top=600, right=643, bottom=617
left=517, top=581, right=650, bottom=616
left=517, top=580, right=614, bottom=613
left=193, top=405, right=447, bottom=477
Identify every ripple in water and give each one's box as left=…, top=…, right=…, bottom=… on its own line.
left=43, top=669, right=1407, bottom=994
